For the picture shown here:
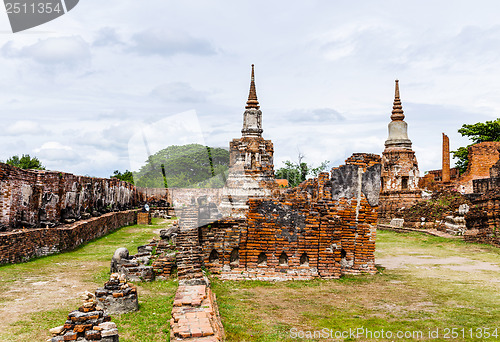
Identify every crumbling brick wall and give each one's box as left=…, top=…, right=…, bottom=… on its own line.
left=0, top=163, right=136, bottom=229
left=464, top=189, right=500, bottom=247
left=419, top=168, right=460, bottom=191
left=0, top=162, right=226, bottom=230
left=455, top=142, right=500, bottom=193
left=135, top=187, right=222, bottom=209
left=0, top=210, right=137, bottom=265
left=199, top=156, right=381, bottom=280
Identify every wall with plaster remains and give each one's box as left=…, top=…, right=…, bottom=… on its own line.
left=0, top=163, right=135, bottom=229
left=198, top=155, right=381, bottom=280
left=0, top=162, right=227, bottom=230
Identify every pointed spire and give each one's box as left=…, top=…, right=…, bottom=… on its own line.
left=245, top=64, right=260, bottom=110
left=391, top=79, right=405, bottom=121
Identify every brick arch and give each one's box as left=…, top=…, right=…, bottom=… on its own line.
left=278, top=251, right=288, bottom=266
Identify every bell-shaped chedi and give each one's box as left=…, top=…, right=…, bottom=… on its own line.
left=379, top=80, right=422, bottom=222
left=385, top=80, right=412, bottom=149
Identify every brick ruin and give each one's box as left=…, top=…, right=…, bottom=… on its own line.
left=378, top=80, right=421, bottom=223
left=0, top=210, right=137, bottom=265
left=420, top=138, right=500, bottom=194
left=219, top=64, right=276, bottom=218
left=157, top=67, right=382, bottom=283
left=175, top=155, right=381, bottom=281
left=464, top=156, right=500, bottom=247
left=0, top=161, right=226, bottom=232
left=383, top=128, right=500, bottom=244
left=0, top=163, right=136, bottom=230
left=465, top=192, right=500, bottom=247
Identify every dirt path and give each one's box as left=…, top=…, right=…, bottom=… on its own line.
left=0, top=261, right=105, bottom=330
left=377, top=254, right=500, bottom=272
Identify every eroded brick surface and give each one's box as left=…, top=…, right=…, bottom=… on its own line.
left=0, top=210, right=137, bottom=265
left=170, top=285, right=224, bottom=342
left=200, top=161, right=380, bottom=281
left=0, top=163, right=135, bottom=229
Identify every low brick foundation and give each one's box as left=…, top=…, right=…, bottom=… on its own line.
left=170, top=284, right=224, bottom=341
left=0, top=210, right=137, bottom=265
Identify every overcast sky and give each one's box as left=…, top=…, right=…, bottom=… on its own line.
left=0, top=1, right=499, bottom=178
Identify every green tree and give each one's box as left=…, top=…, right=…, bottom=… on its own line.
left=275, top=154, right=329, bottom=187
left=452, top=118, right=500, bottom=174
left=111, top=170, right=135, bottom=185
left=5, top=154, right=45, bottom=170
left=133, top=144, right=229, bottom=188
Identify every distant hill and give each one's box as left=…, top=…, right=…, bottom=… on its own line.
left=133, top=144, right=229, bottom=188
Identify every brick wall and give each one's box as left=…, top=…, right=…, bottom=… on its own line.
left=419, top=168, right=460, bottom=191
left=135, top=187, right=222, bottom=209
left=0, top=162, right=226, bottom=230
left=198, top=156, right=381, bottom=280
left=0, top=163, right=136, bottom=229
left=455, top=142, right=500, bottom=193
left=0, top=210, right=137, bottom=265
left=464, top=190, right=500, bottom=247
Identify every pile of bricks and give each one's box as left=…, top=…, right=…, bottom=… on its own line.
left=151, top=252, right=177, bottom=278
left=49, top=291, right=119, bottom=342
left=111, top=247, right=155, bottom=282
left=170, top=284, right=224, bottom=341
left=95, top=273, right=139, bottom=315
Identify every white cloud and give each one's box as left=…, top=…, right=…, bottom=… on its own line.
left=2, top=36, right=91, bottom=69
left=6, top=120, right=46, bottom=135
left=93, top=27, right=123, bottom=47
left=151, top=82, right=207, bottom=103
left=128, top=29, right=217, bottom=57
left=34, top=141, right=79, bottom=164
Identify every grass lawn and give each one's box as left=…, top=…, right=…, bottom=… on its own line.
left=0, top=218, right=178, bottom=342
left=213, top=231, right=500, bottom=341
left=0, top=224, right=498, bottom=342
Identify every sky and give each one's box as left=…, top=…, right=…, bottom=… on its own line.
left=0, top=1, right=499, bottom=178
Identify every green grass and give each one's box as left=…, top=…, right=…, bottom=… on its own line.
left=114, top=280, right=178, bottom=342
left=213, top=230, right=500, bottom=341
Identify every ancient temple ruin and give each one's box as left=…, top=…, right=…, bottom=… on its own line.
left=379, top=80, right=421, bottom=222
left=219, top=65, right=276, bottom=218
left=171, top=67, right=381, bottom=282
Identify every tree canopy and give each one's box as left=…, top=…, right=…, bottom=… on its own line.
left=111, top=170, right=134, bottom=184
left=5, top=154, right=45, bottom=170
left=133, top=144, right=229, bottom=188
left=452, top=118, right=500, bottom=174
left=275, top=154, right=329, bottom=187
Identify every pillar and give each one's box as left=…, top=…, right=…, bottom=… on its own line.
left=442, top=133, right=450, bottom=183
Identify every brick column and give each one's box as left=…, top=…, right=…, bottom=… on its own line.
left=442, top=133, right=450, bottom=183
